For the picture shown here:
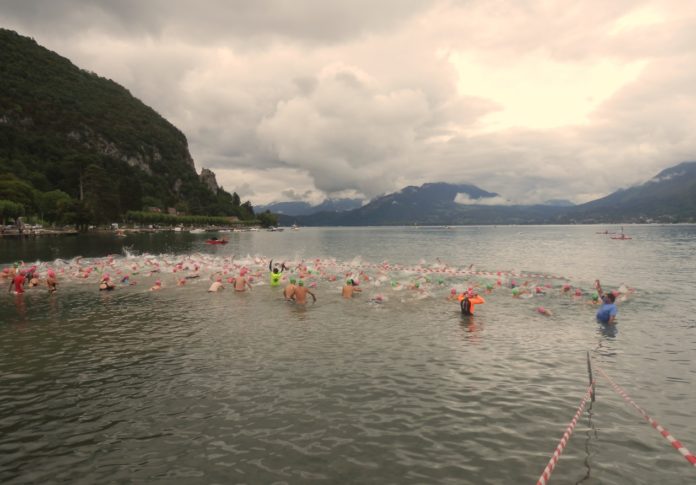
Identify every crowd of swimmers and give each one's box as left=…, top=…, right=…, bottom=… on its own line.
left=2, top=256, right=631, bottom=323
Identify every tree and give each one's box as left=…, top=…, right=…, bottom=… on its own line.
left=0, top=199, right=24, bottom=226
left=37, top=189, right=72, bottom=223
left=257, top=210, right=278, bottom=228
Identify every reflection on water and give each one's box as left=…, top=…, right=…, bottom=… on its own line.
left=1, top=225, right=696, bottom=484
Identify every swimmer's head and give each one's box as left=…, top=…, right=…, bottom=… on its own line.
left=591, top=292, right=599, bottom=301
left=450, top=288, right=457, bottom=295
left=606, top=293, right=616, bottom=303
left=272, top=268, right=279, bottom=274
left=512, top=288, right=520, bottom=295
left=47, top=270, right=56, bottom=278
left=155, top=280, right=161, bottom=285
left=290, top=278, right=296, bottom=284
left=298, top=280, right=304, bottom=286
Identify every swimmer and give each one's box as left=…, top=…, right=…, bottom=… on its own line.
left=8, top=270, right=26, bottom=294
left=536, top=306, right=553, bottom=316
left=284, top=278, right=297, bottom=301
left=99, top=274, right=115, bottom=291
left=234, top=272, right=253, bottom=292
left=458, top=290, right=485, bottom=316
left=208, top=278, right=224, bottom=292
left=342, top=279, right=362, bottom=298
left=293, top=280, right=316, bottom=304
left=149, top=280, right=163, bottom=291
left=268, top=259, right=287, bottom=287
left=595, top=279, right=617, bottom=324
left=446, top=288, right=458, bottom=301
left=46, top=269, right=57, bottom=293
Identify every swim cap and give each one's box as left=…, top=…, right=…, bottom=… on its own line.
left=450, top=288, right=457, bottom=294
left=47, top=270, right=56, bottom=278
left=591, top=292, right=599, bottom=301
left=537, top=306, right=546, bottom=314
left=512, top=288, right=520, bottom=295
left=290, top=278, right=296, bottom=284
left=298, top=280, right=304, bottom=286
left=155, top=280, right=161, bottom=285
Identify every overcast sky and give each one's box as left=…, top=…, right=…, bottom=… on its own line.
left=3, top=0, right=696, bottom=205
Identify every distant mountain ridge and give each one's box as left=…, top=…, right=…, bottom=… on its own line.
left=256, top=198, right=362, bottom=216
left=279, top=162, right=696, bottom=225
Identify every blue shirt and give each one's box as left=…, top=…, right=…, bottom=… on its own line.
left=596, top=303, right=617, bottom=324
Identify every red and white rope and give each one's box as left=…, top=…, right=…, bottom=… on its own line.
left=536, top=381, right=595, bottom=485
left=597, top=366, right=696, bottom=466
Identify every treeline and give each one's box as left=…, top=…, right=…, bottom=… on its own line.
left=0, top=29, right=272, bottom=229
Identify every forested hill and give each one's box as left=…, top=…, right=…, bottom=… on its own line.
left=0, top=28, right=255, bottom=226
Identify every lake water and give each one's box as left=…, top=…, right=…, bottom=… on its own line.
left=1, top=225, right=695, bottom=484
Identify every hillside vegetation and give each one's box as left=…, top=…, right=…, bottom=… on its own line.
left=0, top=28, right=259, bottom=228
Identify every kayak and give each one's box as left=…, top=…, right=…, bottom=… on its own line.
left=205, top=239, right=228, bottom=245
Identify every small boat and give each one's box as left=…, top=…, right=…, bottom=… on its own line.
left=205, top=238, right=228, bottom=245
left=190, top=228, right=205, bottom=234
left=610, top=227, right=632, bottom=240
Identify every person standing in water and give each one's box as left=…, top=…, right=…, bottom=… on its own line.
left=595, top=279, right=618, bottom=324
left=8, top=270, right=26, bottom=294
left=459, top=290, right=485, bottom=316
left=293, top=280, right=316, bottom=304
left=342, top=279, right=361, bottom=298
left=46, top=269, right=58, bottom=294
left=234, top=272, right=253, bottom=292
left=268, top=259, right=287, bottom=287
left=284, top=278, right=297, bottom=300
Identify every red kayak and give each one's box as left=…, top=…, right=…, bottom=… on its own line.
left=610, top=235, right=632, bottom=240
left=206, top=239, right=228, bottom=245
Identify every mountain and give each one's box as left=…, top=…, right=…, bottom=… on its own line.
left=280, top=182, right=566, bottom=226
left=280, top=163, right=696, bottom=226
left=256, top=198, right=363, bottom=216
left=567, top=161, right=696, bottom=222
left=0, top=28, right=253, bottom=226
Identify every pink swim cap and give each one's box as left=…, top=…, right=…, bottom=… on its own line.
left=450, top=288, right=456, bottom=294
left=47, top=270, right=56, bottom=278
left=537, top=306, right=546, bottom=314
left=155, top=280, right=161, bottom=285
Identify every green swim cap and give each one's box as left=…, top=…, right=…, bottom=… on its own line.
left=592, top=291, right=599, bottom=301
left=512, top=288, right=520, bottom=295
left=298, top=280, right=304, bottom=286
left=290, top=278, right=296, bottom=284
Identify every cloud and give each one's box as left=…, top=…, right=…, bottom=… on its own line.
left=2, top=0, right=696, bottom=205
left=454, top=194, right=514, bottom=206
